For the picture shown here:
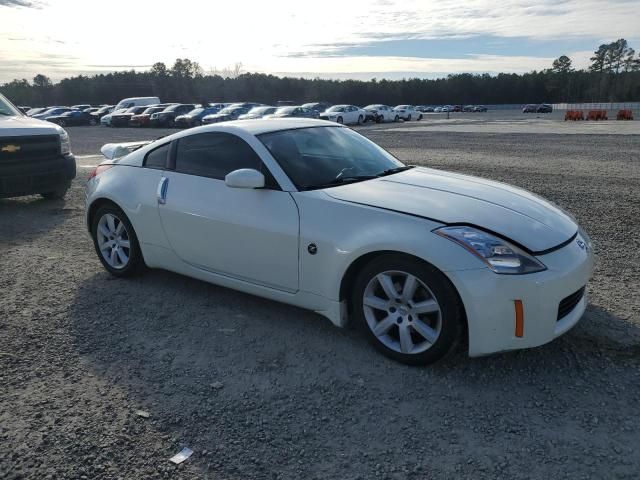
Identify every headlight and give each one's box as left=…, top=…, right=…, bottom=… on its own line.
left=434, top=226, right=546, bottom=274
left=59, top=130, right=71, bottom=155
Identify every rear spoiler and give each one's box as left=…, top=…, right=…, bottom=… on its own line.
left=100, top=141, right=152, bottom=160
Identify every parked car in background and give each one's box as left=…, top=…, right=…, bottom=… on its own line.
left=363, top=104, right=397, bottom=123
left=452, top=105, right=463, bottom=112
left=202, top=105, right=253, bottom=124
left=71, top=104, right=92, bottom=111
left=264, top=106, right=319, bottom=119
left=18, top=106, right=31, bottom=114
left=393, top=105, right=423, bottom=121
left=301, top=102, right=332, bottom=114
left=111, top=106, right=149, bottom=128
left=150, top=104, right=197, bottom=128
left=319, top=105, right=367, bottom=124
left=85, top=118, right=593, bottom=365
left=84, top=107, right=100, bottom=114
left=26, top=107, right=48, bottom=116
left=463, top=105, right=475, bottom=112
left=416, top=106, right=434, bottom=112
left=46, top=110, right=93, bottom=127
left=32, top=107, right=73, bottom=120
left=433, top=107, right=443, bottom=113
left=100, top=108, right=127, bottom=127
left=0, top=93, right=75, bottom=200
left=537, top=104, right=553, bottom=113
left=90, top=105, right=115, bottom=125
left=441, top=105, right=453, bottom=112
left=522, top=104, right=538, bottom=113
left=474, top=105, right=488, bottom=112
left=175, top=105, right=225, bottom=127
left=129, top=106, right=166, bottom=127
left=113, top=96, right=161, bottom=111
left=237, top=106, right=278, bottom=120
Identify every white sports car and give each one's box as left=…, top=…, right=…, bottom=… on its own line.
left=85, top=119, right=594, bottom=365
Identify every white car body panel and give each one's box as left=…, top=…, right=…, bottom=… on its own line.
left=393, top=105, right=421, bottom=121
left=85, top=119, right=594, bottom=358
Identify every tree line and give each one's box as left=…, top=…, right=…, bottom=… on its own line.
left=2, top=40, right=639, bottom=107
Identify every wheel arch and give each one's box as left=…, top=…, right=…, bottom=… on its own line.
left=86, top=197, right=125, bottom=233
left=339, top=250, right=468, bottom=344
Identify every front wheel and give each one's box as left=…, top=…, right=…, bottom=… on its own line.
left=353, top=254, right=463, bottom=365
left=58, top=119, right=66, bottom=127
left=418, top=114, right=423, bottom=121
left=337, top=116, right=344, bottom=124
left=357, top=115, right=363, bottom=125
left=91, top=204, right=145, bottom=277
left=394, top=115, right=399, bottom=122
left=407, top=114, right=412, bottom=121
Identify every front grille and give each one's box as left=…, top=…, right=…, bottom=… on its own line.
left=0, top=135, right=60, bottom=163
left=557, top=287, right=585, bottom=321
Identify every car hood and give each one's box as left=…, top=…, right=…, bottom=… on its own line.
left=323, top=167, right=577, bottom=253
left=0, top=114, right=64, bottom=136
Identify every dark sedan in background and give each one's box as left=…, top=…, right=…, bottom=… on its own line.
left=110, top=106, right=149, bottom=127
left=46, top=110, right=93, bottom=127
left=129, top=106, right=166, bottom=127
left=301, top=102, right=332, bottom=114
left=201, top=105, right=258, bottom=124
left=174, top=105, right=225, bottom=127
left=263, top=106, right=319, bottom=119
left=149, top=104, right=196, bottom=127
left=89, top=105, right=114, bottom=125
left=31, top=107, right=73, bottom=120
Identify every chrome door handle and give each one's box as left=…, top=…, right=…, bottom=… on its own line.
left=157, top=176, right=168, bottom=204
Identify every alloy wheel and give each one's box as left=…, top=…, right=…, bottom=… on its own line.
left=362, top=270, right=442, bottom=355
left=96, top=213, right=131, bottom=269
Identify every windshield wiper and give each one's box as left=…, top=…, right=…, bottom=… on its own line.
left=302, top=175, right=378, bottom=190
left=376, top=165, right=415, bottom=177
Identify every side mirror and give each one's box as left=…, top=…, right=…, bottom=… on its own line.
left=225, top=169, right=265, bottom=189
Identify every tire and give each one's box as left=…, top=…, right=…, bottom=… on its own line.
left=394, top=115, right=399, bottom=122
left=418, top=114, right=423, bottom=121
left=407, top=114, right=412, bottom=121
left=357, top=115, right=363, bottom=125
left=40, top=186, right=69, bottom=200
left=352, top=254, right=463, bottom=366
left=91, top=204, right=145, bottom=277
left=337, top=116, right=344, bottom=124
left=58, top=119, right=66, bottom=127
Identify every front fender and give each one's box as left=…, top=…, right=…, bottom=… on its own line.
left=293, top=191, right=486, bottom=302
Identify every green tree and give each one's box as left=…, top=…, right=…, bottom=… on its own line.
left=551, top=55, right=573, bottom=73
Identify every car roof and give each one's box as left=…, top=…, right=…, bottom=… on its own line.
left=187, top=118, right=342, bottom=136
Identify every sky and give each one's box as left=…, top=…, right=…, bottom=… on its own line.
left=1, top=0, right=639, bottom=83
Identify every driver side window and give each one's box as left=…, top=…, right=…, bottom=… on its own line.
left=174, top=132, right=278, bottom=188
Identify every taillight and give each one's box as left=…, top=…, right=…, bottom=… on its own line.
left=88, top=164, right=114, bottom=180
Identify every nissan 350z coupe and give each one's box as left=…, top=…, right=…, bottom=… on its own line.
left=85, top=118, right=594, bottom=365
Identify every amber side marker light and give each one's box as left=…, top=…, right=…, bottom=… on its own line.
left=514, top=300, right=524, bottom=338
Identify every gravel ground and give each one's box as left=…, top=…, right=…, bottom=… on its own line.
left=1, top=123, right=639, bottom=479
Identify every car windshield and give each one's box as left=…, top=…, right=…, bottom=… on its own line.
left=302, top=103, right=318, bottom=109
left=364, top=105, right=383, bottom=109
left=327, top=106, right=345, bottom=112
left=188, top=108, right=204, bottom=115
left=259, top=126, right=408, bottom=190
left=0, top=95, right=21, bottom=116
left=248, top=106, right=272, bottom=115
left=276, top=107, right=296, bottom=114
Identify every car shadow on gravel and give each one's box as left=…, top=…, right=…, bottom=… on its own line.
left=65, top=268, right=640, bottom=478
left=0, top=195, right=80, bottom=247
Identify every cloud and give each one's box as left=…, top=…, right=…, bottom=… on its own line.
left=0, top=0, right=40, bottom=7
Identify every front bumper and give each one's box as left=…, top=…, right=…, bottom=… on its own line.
left=0, top=153, right=76, bottom=198
left=447, top=235, right=595, bottom=357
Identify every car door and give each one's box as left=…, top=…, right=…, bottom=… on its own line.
left=157, top=131, right=300, bottom=292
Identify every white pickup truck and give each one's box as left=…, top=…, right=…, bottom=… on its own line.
left=0, top=93, right=75, bottom=199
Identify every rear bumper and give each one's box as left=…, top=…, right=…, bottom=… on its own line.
left=0, top=154, right=76, bottom=198
left=446, top=234, right=595, bottom=357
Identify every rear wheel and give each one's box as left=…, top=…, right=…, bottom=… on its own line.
left=394, top=115, right=399, bottom=122
left=352, top=254, right=463, bottom=365
left=407, top=114, right=412, bottom=121
left=91, top=204, right=145, bottom=277
left=357, top=115, right=363, bottom=125
left=58, top=119, right=66, bottom=127
left=337, top=116, right=344, bottom=124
